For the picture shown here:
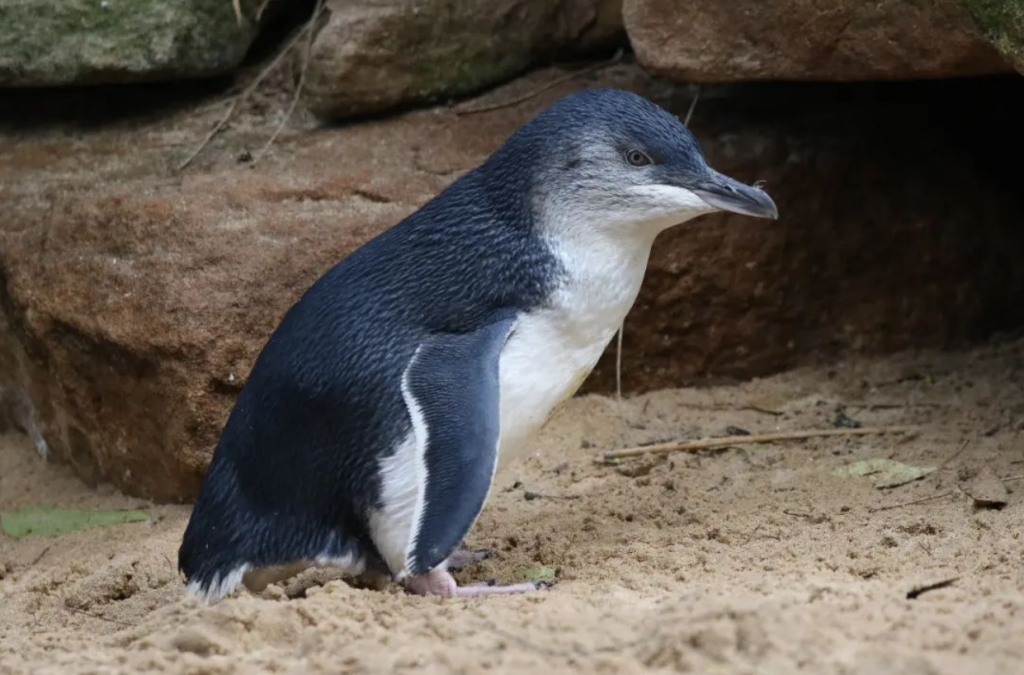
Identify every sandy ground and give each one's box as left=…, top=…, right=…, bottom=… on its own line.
left=1, top=337, right=1022, bottom=674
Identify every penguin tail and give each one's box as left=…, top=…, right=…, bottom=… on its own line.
left=180, top=558, right=251, bottom=604
left=177, top=460, right=256, bottom=603
left=178, top=457, right=366, bottom=604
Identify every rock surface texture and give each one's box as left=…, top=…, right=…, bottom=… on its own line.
left=305, top=0, right=624, bottom=120
left=2, top=65, right=1024, bottom=502
left=0, top=0, right=263, bottom=86
left=962, top=0, right=1024, bottom=73
left=622, top=0, right=1012, bottom=81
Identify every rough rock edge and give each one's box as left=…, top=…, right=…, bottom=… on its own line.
left=962, top=0, right=1024, bottom=73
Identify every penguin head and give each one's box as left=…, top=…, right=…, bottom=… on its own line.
left=490, top=87, right=778, bottom=238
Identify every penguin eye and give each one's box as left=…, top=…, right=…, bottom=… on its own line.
left=625, top=149, right=653, bottom=167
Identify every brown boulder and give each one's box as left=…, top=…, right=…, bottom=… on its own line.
left=304, top=0, right=624, bottom=120
left=1, top=63, right=1023, bottom=503
left=622, top=0, right=1011, bottom=81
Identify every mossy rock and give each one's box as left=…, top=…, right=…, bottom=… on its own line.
left=0, top=0, right=264, bottom=86
left=962, top=0, right=1024, bottom=72
left=304, top=0, right=624, bottom=120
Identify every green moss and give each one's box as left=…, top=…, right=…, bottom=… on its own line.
left=390, top=1, right=538, bottom=100
left=1, top=506, right=150, bottom=538
left=0, top=0, right=262, bottom=86
left=962, top=0, right=1024, bottom=70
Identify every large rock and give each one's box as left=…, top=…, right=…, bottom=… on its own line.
left=963, top=0, right=1024, bottom=74
left=0, top=0, right=264, bottom=86
left=2, top=64, right=1024, bottom=503
left=305, top=0, right=625, bottom=120
left=622, top=0, right=1011, bottom=81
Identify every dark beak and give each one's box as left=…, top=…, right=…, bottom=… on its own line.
left=690, top=168, right=779, bottom=220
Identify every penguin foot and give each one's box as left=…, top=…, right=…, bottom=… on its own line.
left=405, top=568, right=542, bottom=598
left=446, top=548, right=494, bottom=570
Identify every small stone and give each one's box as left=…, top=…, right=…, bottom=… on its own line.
left=960, top=466, right=1009, bottom=509
left=833, top=410, right=862, bottom=428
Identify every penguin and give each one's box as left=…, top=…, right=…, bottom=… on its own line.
left=178, top=87, right=778, bottom=602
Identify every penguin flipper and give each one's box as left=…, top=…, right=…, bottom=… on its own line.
left=400, top=314, right=516, bottom=577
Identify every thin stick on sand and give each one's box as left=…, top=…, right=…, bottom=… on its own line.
left=600, top=426, right=918, bottom=462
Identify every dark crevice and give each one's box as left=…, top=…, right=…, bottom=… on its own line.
left=241, top=0, right=320, bottom=67
left=46, top=320, right=160, bottom=381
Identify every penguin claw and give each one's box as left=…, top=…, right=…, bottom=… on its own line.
left=406, top=568, right=542, bottom=598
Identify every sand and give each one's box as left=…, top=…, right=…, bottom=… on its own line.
left=1, top=337, right=1022, bottom=674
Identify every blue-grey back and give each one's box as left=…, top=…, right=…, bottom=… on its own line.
left=209, top=157, right=563, bottom=534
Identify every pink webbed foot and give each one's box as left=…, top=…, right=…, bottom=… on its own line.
left=404, top=564, right=547, bottom=598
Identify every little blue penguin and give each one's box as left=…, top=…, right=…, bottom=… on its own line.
left=178, top=87, right=778, bottom=602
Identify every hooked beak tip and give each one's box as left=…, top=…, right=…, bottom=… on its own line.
left=692, top=169, right=779, bottom=221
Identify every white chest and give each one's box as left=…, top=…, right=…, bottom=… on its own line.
left=495, top=235, right=654, bottom=471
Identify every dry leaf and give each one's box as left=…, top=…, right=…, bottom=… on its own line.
left=832, top=458, right=936, bottom=489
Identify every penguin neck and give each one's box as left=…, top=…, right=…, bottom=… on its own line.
left=536, top=203, right=666, bottom=333
left=538, top=198, right=667, bottom=276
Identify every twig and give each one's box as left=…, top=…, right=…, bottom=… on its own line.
left=683, top=85, right=700, bottom=126
left=454, top=49, right=624, bottom=116
left=177, top=97, right=242, bottom=171
left=936, top=439, right=970, bottom=472
left=177, top=11, right=318, bottom=171
left=906, top=577, right=958, bottom=600
left=615, top=324, right=623, bottom=404
left=601, top=426, right=917, bottom=462
left=611, top=323, right=639, bottom=448
left=65, top=605, right=132, bottom=627
left=30, top=545, right=51, bottom=567
left=250, top=0, right=325, bottom=166
left=178, top=92, right=240, bottom=119
left=870, top=474, right=1022, bottom=512
left=869, top=491, right=952, bottom=513
left=739, top=405, right=784, bottom=417
left=256, top=0, right=276, bottom=20
left=612, top=324, right=629, bottom=447
left=523, top=491, right=580, bottom=502
left=232, top=0, right=244, bottom=26
left=740, top=522, right=764, bottom=545
left=844, top=401, right=947, bottom=411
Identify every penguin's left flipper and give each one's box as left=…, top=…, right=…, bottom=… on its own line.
left=401, top=315, right=544, bottom=598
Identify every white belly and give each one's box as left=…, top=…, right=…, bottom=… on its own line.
left=495, top=311, right=613, bottom=471
left=495, top=236, right=653, bottom=471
